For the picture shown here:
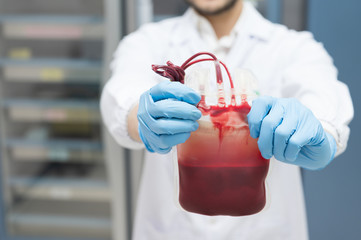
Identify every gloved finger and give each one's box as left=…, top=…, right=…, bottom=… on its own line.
left=138, top=93, right=156, bottom=128
left=273, top=115, right=298, bottom=162
left=138, top=94, right=199, bottom=135
left=149, top=99, right=202, bottom=120
left=139, top=122, right=172, bottom=154
left=149, top=141, right=172, bottom=154
left=139, top=122, right=192, bottom=152
left=284, top=130, right=312, bottom=162
left=138, top=124, right=155, bottom=153
left=156, top=147, right=172, bottom=154
left=150, top=81, right=201, bottom=105
left=158, top=132, right=192, bottom=148
left=145, top=117, right=199, bottom=135
left=149, top=142, right=172, bottom=154
left=257, top=102, right=284, bottom=159
left=247, top=96, right=276, bottom=139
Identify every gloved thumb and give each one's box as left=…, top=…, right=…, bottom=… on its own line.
left=150, top=81, right=201, bottom=105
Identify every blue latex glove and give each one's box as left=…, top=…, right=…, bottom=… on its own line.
left=247, top=96, right=337, bottom=170
left=137, top=81, right=202, bottom=154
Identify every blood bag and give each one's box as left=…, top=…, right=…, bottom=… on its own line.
left=152, top=53, right=270, bottom=216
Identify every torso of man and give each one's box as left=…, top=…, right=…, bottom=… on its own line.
left=130, top=4, right=309, bottom=240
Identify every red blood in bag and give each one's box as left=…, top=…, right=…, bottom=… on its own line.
left=198, top=100, right=252, bottom=141
left=177, top=101, right=269, bottom=216
left=178, top=163, right=268, bottom=216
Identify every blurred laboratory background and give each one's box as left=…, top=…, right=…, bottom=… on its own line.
left=0, top=0, right=359, bottom=240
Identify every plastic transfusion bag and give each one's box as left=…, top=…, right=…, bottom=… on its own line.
left=152, top=53, right=270, bottom=216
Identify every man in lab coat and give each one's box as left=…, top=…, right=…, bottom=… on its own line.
left=101, top=0, right=353, bottom=239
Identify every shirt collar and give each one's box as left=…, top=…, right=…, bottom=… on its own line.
left=172, top=1, right=272, bottom=45
left=190, top=4, right=242, bottom=38
left=195, top=9, right=238, bottom=51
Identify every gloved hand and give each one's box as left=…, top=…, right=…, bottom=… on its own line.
left=138, top=81, right=202, bottom=154
left=247, top=96, right=337, bottom=170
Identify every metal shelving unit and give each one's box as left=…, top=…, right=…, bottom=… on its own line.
left=0, top=0, right=122, bottom=239
left=0, top=15, right=104, bottom=40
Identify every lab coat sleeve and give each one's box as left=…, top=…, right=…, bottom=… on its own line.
left=280, top=31, right=354, bottom=157
left=100, top=25, right=164, bottom=149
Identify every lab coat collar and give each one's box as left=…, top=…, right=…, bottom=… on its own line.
left=233, top=1, right=273, bottom=41
left=171, top=1, right=273, bottom=46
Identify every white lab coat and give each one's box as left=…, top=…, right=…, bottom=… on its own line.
left=101, top=3, right=353, bottom=240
